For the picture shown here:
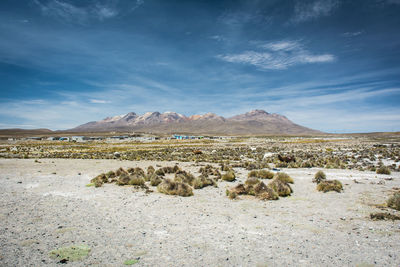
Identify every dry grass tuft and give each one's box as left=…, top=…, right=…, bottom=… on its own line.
left=128, top=175, right=145, bottom=186
left=317, top=180, right=343, bottom=193
left=230, top=184, right=247, bottom=195
left=149, top=173, right=163, bottom=186
left=116, top=173, right=131, bottom=186
left=245, top=177, right=260, bottom=186
left=267, top=179, right=292, bottom=197
left=227, top=181, right=279, bottom=200
left=370, top=212, right=400, bottom=221
left=376, top=166, right=391, bottom=175
left=248, top=169, right=274, bottom=179
left=174, top=170, right=195, bottom=185
left=155, top=165, right=181, bottom=176
left=387, top=192, right=400, bottom=211
left=115, top=167, right=128, bottom=176
left=105, top=171, right=116, bottom=179
left=199, top=165, right=221, bottom=178
left=312, top=170, right=326, bottom=184
left=226, top=190, right=237, bottom=199
left=193, top=175, right=216, bottom=189
left=90, top=173, right=107, bottom=187
left=157, top=179, right=193, bottom=197
left=221, top=170, right=236, bottom=182
left=147, top=165, right=155, bottom=175
left=274, top=172, right=294, bottom=184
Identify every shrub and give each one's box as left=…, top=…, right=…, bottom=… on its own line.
left=317, top=180, right=343, bottom=193
left=222, top=170, right=236, bottom=182
left=155, top=168, right=165, bottom=176
left=116, top=173, right=131, bottom=186
left=147, top=165, right=155, bottom=175
left=370, top=212, right=400, bottom=221
left=244, top=181, right=279, bottom=200
left=199, top=165, right=221, bottom=178
left=220, top=163, right=232, bottom=171
left=226, top=190, right=237, bottom=199
left=155, top=165, right=182, bottom=176
left=313, top=170, right=326, bottom=184
left=174, top=171, right=195, bottom=185
left=248, top=170, right=258, bottom=177
left=128, top=175, right=145, bottom=186
left=376, top=166, right=391, bottom=175
left=229, top=184, right=247, bottom=195
left=227, top=181, right=279, bottom=201
left=274, top=172, right=294, bottom=184
left=94, top=179, right=103, bottom=188
left=193, top=175, right=216, bottom=189
left=157, top=179, right=193, bottom=197
left=91, top=173, right=107, bottom=187
left=149, top=174, right=163, bottom=186
left=248, top=169, right=274, bottom=179
left=301, top=161, right=312, bottom=168
left=115, top=167, right=128, bottom=176
left=105, top=171, right=116, bottom=178
left=258, top=169, right=274, bottom=179
left=267, top=179, right=292, bottom=197
left=387, top=193, right=400, bottom=211
left=245, top=177, right=260, bottom=186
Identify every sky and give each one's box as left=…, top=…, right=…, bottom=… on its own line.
left=0, top=0, right=400, bottom=133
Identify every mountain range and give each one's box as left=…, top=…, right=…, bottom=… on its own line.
left=69, top=110, right=322, bottom=135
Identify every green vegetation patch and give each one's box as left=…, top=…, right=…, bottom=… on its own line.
left=49, top=244, right=90, bottom=262
left=124, top=259, right=139, bottom=265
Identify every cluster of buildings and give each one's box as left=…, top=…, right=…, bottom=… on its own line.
left=9, top=134, right=231, bottom=143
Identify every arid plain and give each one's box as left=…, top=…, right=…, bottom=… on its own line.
left=1, top=134, right=399, bottom=266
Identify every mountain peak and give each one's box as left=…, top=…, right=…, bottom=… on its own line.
left=247, top=109, right=269, bottom=115
left=229, top=109, right=272, bottom=121
left=70, top=110, right=321, bottom=135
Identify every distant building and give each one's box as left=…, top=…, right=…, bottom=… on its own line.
left=27, top=137, right=41, bottom=141
left=71, top=136, right=88, bottom=142
left=173, top=135, right=203, bottom=140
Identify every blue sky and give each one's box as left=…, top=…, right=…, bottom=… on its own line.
left=0, top=0, right=400, bottom=133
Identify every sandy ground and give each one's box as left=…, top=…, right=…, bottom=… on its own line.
left=0, top=158, right=400, bottom=267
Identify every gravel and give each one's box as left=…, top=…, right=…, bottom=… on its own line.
left=0, top=158, right=399, bottom=266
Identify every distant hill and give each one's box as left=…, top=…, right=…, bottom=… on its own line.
left=0, top=128, right=53, bottom=137
left=69, top=110, right=322, bottom=135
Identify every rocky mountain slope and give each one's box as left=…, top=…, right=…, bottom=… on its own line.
left=69, top=110, right=322, bottom=135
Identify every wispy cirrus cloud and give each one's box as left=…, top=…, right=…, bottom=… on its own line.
left=218, top=11, right=265, bottom=26
left=343, top=31, right=364, bottom=37
left=292, top=0, right=339, bottom=23
left=218, top=40, right=335, bottom=70
left=33, top=0, right=144, bottom=24
left=89, top=99, right=110, bottom=104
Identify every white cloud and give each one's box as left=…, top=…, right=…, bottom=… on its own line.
left=261, top=41, right=301, bottom=51
left=218, top=40, right=335, bottom=70
left=218, top=11, right=263, bottom=26
left=94, top=5, right=119, bottom=20
left=34, top=0, right=88, bottom=24
left=33, top=0, right=144, bottom=24
left=210, top=35, right=227, bottom=42
left=89, top=99, right=110, bottom=104
left=343, top=31, right=363, bottom=37
left=292, top=0, right=339, bottom=23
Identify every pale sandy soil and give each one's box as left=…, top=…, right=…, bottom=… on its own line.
left=0, top=158, right=400, bottom=267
